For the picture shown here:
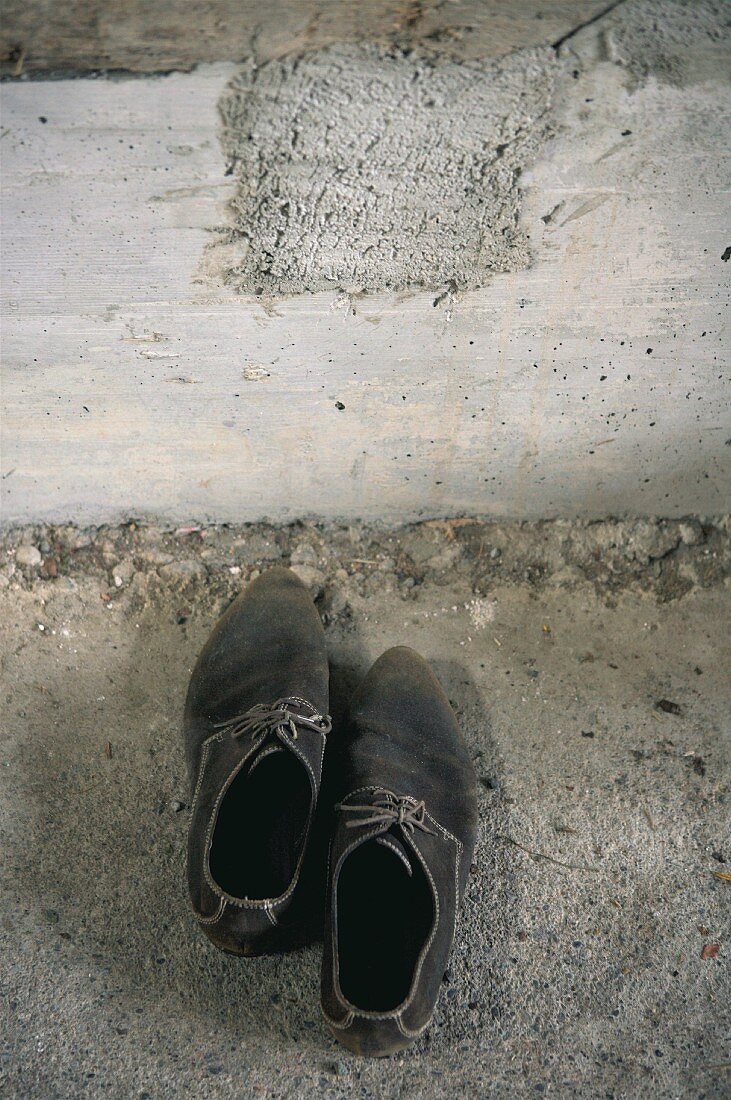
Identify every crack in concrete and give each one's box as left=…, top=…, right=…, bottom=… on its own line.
left=551, top=0, right=629, bottom=51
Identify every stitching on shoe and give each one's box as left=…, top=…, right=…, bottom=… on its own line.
left=455, top=838, right=461, bottom=902
left=401, top=818, right=462, bottom=1034
left=195, top=896, right=227, bottom=925
left=321, top=1006, right=354, bottom=1029
left=288, top=697, right=327, bottom=786
left=339, top=784, right=387, bottom=801
left=397, top=1011, right=431, bottom=1039
left=285, top=728, right=319, bottom=794
left=188, top=732, right=225, bottom=923
left=425, top=811, right=463, bottom=853
left=399, top=833, right=440, bottom=1013
left=325, top=834, right=333, bottom=908
left=202, top=739, right=265, bottom=906
left=188, top=731, right=223, bottom=836
left=265, top=906, right=278, bottom=927
left=425, top=811, right=463, bottom=904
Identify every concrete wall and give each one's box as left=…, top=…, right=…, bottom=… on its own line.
left=1, top=1, right=730, bottom=524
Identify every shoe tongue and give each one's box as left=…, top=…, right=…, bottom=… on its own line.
left=375, top=830, right=413, bottom=876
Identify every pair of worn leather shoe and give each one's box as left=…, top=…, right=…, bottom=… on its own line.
left=184, top=567, right=477, bottom=1056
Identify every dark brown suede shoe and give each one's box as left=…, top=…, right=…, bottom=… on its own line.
left=185, top=567, right=330, bottom=956
left=321, top=646, right=478, bottom=1056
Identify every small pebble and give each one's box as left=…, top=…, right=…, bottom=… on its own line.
left=291, top=542, right=318, bottom=566
left=112, top=559, right=136, bottom=588
left=41, top=557, right=58, bottom=578
left=159, top=560, right=207, bottom=583
left=289, top=564, right=325, bottom=596
left=15, top=545, right=42, bottom=567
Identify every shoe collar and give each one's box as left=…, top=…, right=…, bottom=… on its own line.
left=327, top=786, right=447, bottom=1019
left=190, top=696, right=330, bottom=909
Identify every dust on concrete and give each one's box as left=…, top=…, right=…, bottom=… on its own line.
left=1, top=518, right=729, bottom=1097
left=218, top=43, right=557, bottom=295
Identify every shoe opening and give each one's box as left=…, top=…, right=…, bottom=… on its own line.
left=209, top=750, right=311, bottom=900
left=336, top=830, right=435, bottom=1012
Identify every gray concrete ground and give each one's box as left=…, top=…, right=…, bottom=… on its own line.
left=1, top=518, right=729, bottom=1097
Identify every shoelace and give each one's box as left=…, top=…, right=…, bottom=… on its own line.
left=339, top=788, right=436, bottom=835
left=214, top=697, right=332, bottom=747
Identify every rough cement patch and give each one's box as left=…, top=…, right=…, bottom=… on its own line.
left=599, top=0, right=731, bottom=87
left=1, top=518, right=729, bottom=1097
left=219, top=44, right=557, bottom=294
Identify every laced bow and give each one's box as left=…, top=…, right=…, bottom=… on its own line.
left=339, top=789, right=435, bottom=835
left=214, top=697, right=332, bottom=748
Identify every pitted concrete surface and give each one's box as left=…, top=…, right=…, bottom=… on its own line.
left=1, top=519, right=729, bottom=1097
left=219, top=44, right=557, bottom=294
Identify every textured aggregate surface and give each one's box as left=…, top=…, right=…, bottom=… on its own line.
left=1, top=518, right=729, bottom=1097
left=219, top=43, right=557, bottom=293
